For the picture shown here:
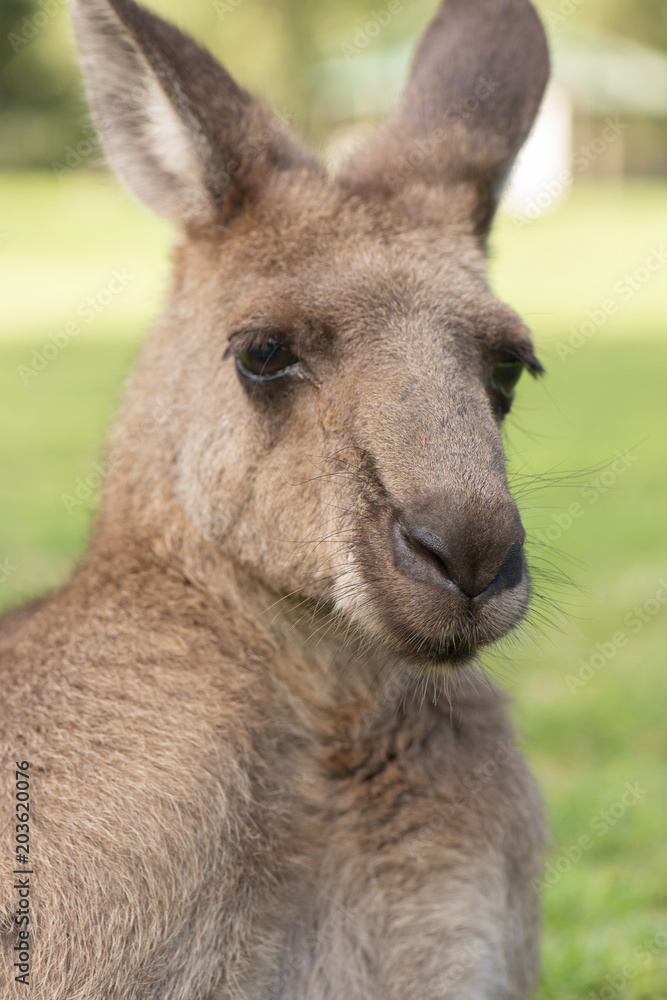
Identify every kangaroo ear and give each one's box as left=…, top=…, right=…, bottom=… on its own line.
left=340, top=0, right=549, bottom=236
left=70, top=0, right=318, bottom=225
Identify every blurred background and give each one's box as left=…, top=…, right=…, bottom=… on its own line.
left=1, top=0, right=666, bottom=997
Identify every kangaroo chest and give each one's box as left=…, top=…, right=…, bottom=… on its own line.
left=235, top=697, right=533, bottom=1000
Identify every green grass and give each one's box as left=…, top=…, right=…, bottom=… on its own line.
left=497, top=339, right=667, bottom=999
left=1, top=171, right=666, bottom=997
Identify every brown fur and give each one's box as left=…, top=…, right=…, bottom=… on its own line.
left=1, top=0, right=550, bottom=996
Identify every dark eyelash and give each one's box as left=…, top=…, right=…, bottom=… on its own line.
left=223, top=327, right=291, bottom=360
left=501, top=348, right=544, bottom=377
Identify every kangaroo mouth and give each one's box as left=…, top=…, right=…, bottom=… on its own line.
left=420, top=637, right=477, bottom=666
left=400, top=632, right=479, bottom=668
left=357, top=577, right=527, bottom=668
left=343, top=505, right=531, bottom=668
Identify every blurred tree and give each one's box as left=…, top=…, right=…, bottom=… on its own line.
left=612, top=0, right=667, bottom=50
left=0, top=0, right=665, bottom=169
left=0, top=0, right=83, bottom=168
left=535, top=0, right=667, bottom=51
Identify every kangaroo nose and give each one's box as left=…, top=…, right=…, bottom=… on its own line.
left=392, top=504, right=525, bottom=599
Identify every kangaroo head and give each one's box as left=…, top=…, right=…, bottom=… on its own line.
left=72, top=0, right=549, bottom=666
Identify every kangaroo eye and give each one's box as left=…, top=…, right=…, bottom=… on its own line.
left=490, top=361, right=524, bottom=401
left=236, top=339, right=300, bottom=381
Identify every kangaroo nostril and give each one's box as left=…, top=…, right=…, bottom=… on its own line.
left=476, top=541, right=524, bottom=600
left=393, top=515, right=525, bottom=599
left=393, top=521, right=462, bottom=595
left=407, top=528, right=456, bottom=579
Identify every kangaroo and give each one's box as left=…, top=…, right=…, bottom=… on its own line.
left=1, top=0, right=550, bottom=997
